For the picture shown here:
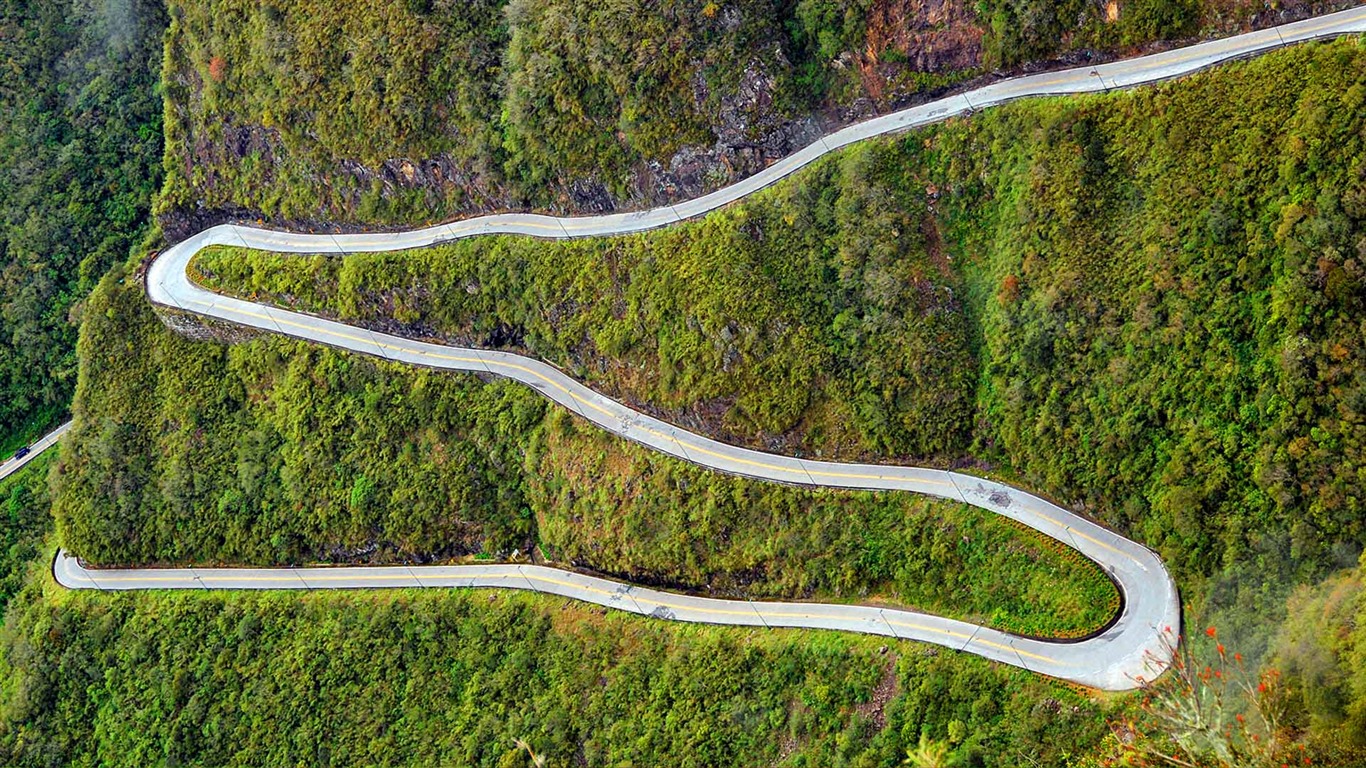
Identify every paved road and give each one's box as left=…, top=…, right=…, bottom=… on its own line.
left=55, top=8, right=1366, bottom=690
left=0, top=421, right=70, bottom=483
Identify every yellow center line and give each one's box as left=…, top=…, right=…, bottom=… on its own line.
left=884, top=619, right=1059, bottom=663
left=67, top=562, right=1068, bottom=666
left=143, top=11, right=1291, bottom=670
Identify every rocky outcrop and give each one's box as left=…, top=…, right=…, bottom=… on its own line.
left=859, top=0, right=986, bottom=103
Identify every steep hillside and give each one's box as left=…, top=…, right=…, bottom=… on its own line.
left=1271, top=555, right=1366, bottom=755
left=55, top=257, right=1117, bottom=640
left=5, top=7, right=1364, bottom=767
left=0, top=581, right=1111, bottom=767
left=0, top=458, right=50, bottom=612
left=188, top=38, right=1366, bottom=595
left=157, top=0, right=1354, bottom=231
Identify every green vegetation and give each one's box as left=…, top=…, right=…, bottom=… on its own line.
left=1118, top=622, right=1360, bottom=768
left=181, top=40, right=1366, bottom=756
left=0, top=0, right=1352, bottom=764
left=530, top=416, right=1119, bottom=639
left=56, top=258, right=1116, bottom=639
left=0, top=0, right=164, bottom=450
left=6, top=6, right=1363, bottom=763
left=157, top=0, right=1307, bottom=227
left=194, top=36, right=1366, bottom=596
left=976, top=0, right=1202, bottom=67
left=0, top=456, right=52, bottom=613
left=0, top=580, right=1111, bottom=767
left=51, top=25, right=1366, bottom=666
left=157, top=0, right=867, bottom=224
left=190, top=146, right=977, bottom=460
left=956, top=38, right=1366, bottom=588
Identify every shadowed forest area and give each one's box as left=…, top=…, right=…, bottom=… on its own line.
left=0, top=0, right=164, bottom=452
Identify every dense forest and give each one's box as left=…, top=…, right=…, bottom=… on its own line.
left=0, top=458, right=51, bottom=613
left=189, top=149, right=979, bottom=462
left=0, top=0, right=164, bottom=452
left=1270, top=554, right=1366, bottom=749
left=165, top=36, right=1366, bottom=757
left=0, top=579, right=1113, bottom=767
left=156, top=0, right=1348, bottom=228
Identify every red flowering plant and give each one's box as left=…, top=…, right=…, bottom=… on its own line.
left=1107, top=625, right=1304, bottom=768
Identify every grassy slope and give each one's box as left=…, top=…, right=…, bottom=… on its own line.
left=0, top=5, right=1359, bottom=768
left=190, top=148, right=978, bottom=462
left=156, top=0, right=843, bottom=223
left=7, top=11, right=1364, bottom=768
left=0, top=578, right=1111, bottom=768
left=0, top=457, right=52, bottom=613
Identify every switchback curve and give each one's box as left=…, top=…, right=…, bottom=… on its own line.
left=57, top=8, right=1366, bottom=690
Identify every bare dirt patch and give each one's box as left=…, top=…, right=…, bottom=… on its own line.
left=920, top=210, right=954, bottom=279
left=853, top=650, right=900, bottom=730
left=861, top=0, right=985, bottom=102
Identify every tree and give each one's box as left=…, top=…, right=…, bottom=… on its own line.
left=903, top=734, right=960, bottom=768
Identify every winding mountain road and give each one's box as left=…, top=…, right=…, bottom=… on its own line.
left=52, top=7, right=1366, bottom=690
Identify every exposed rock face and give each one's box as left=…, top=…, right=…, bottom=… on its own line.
left=160, top=51, right=835, bottom=238
left=155, top=306, right=265, bottom=345
left=860, top=0, right=986, bottom=103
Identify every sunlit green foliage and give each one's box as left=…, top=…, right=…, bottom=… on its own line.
left=157, top=0, right=1268, bottom=225
left=191, top=142, right=977, bottom=460
left=197, top=37, right=1366, bottom=598
left=946, top=38, right=1366, bottom=586
left=0, top=583, right=1110, bottom=767
left=2, top=1, right=1362, bottom=762
left=55, top=258, right=1116, bottom=639
left=157, top=0, right=865, bottom=223
left=61, top=35, right=1366, bottom=656
left=529, top=411, right=1119, bottom=639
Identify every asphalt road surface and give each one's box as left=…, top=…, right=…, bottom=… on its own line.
left=55, top=7, right=1366, bottom=691
left=0, top=421, right=70, bottom=483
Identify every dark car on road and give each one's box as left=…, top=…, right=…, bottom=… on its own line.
left=11, top=446, right=30, bottom=461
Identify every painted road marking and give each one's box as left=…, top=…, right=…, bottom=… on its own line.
left=100, top=3, right=1359, bottom=686
left=59, top=556, right=1067, bottom=665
